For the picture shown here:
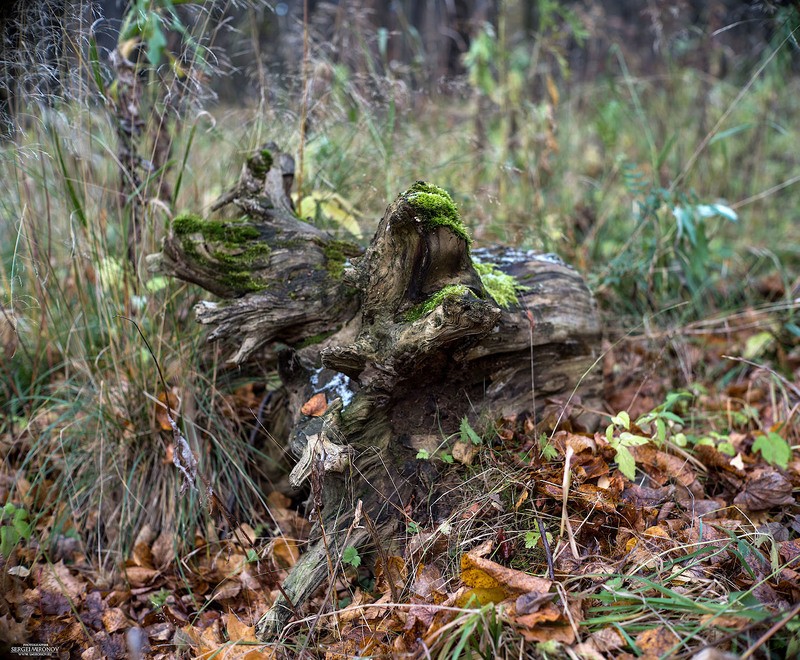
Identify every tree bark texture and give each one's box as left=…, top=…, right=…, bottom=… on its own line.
left=148, top=144, right=602, bottom=640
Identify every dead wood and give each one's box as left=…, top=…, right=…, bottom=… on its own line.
left=148, top=145, right=602, bottom=639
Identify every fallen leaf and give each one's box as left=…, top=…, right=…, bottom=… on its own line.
left=223, top=612, right=258, bottom=643
left=271, top=538, right=300, bottom=568
left=455, top=586, right=508, bottom=607
left=123, top=566, right=158, bottom=587
left=101, top=607, right=129, bottom=634
left=151, top=530, right=175, bottom=569
left=37, top=560, right=86, bottom=602
left=452, top=440, right=479, bottom=465
left=515, top=591, right=557, bottom=614
left=733, top=468, right=794, bottom=510
left=375, top=555, right=408, bottom=596
left=635, top=626, right=679, bottom=658
left=301, top=392, right=327, bottom=417
left=460, top=551, right=552, bottom=596
left=131, top=542, right=154, bottom=569
left=209, top=580, right=241, bottom=601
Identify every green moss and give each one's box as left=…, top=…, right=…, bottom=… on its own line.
left=173, top=212, right=261, bottom=245
left=322, top=239, right=357, bottom=279
left=172, top=212, right=270, bottom=294
left=405, top=284, right=471, bottom=322
left=473, top=261, right=525, bottom=308
left=297, top=329, right=335, bottom=349
left=404, top=181, right=471, bottom=245
left=246, top=148, right=273, bottom=178
left=172, top=212, right=204, bottom=235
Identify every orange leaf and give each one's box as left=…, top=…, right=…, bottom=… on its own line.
left=156, top=387, right=180, bottom=431
left=223, top=612, right=257, bottom=643
left=272, top=538, right=300, bottom=568
left=301, top=392, right=327, bottom=417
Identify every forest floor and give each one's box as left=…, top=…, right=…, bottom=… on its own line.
left=1, top=297, right=799, bottom=659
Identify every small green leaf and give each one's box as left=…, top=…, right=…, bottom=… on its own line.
left=524, top=531, right=541, bottom=549
left=619, top=431, right=650, bottom=446
left=246, top=548, right=259, bottom=563
left=460, top=417, right=483, bottom=445
left=416, top=448, right=430, bottom=460
left=342, top=545, right=361, bottom=568
left=655, top=418, right=666, bottom=443
left=615, top=444, right=637, bottom=480
left=440, top=453, right=454, bottom=464
left=0, top=526, right=20, bottom=557
left=752, top=432, right=791, bottom=469
left=610, top=411, right=630, bottom=429
left=605, top=424, right=614, bottom=444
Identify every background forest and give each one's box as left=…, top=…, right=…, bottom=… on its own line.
left=1, top=1, right=799, bottom=658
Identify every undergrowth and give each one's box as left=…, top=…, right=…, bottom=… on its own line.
left=0, top=1, right=798, bottom=658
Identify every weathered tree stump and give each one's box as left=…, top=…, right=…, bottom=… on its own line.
left=148, top=145, right=601, bottom=639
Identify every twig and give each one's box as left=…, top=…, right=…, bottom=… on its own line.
left=559, top=445, right=579, bottom=559
left=533, top=507, right=555, bottom=580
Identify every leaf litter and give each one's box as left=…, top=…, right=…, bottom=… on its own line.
left=0, top=308, right=798, bottom=657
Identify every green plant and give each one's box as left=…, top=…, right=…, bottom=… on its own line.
left=0, top=503, right=32, bottom=558
left=597, top=180, right=739, bottom=316
left=752, top=431, right=792, bottom=469
left=341, top=545, right=361, bottom=568
left=148, top=588, right=170, bottom=609
left=605, top=411, right=650, bottom=480
left=460, top=418, right=483, bottom=446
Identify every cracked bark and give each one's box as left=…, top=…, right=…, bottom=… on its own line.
left=148, top=144, right=602, bottom=640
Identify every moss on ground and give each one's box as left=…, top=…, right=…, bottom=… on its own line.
left=405, top=284, right=471, bottom=322
left=404, top=181, right=471, bottom=245
left=473, top=261, right=525, bottom=308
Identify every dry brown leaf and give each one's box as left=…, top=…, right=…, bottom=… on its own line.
left=223, top=612, right=258, bottom=643
left=131, top=541, right=154, bottom=569
left=452, top=440, right=479, bottom=465
left=151, top=530, right=175, bottom=569
left=460, top=551, right=552, bottom=595
left=630, top=445, right=702, bottom=495
left=733, top=468, right=794, bottom=510
left=574, top=483, right=618, bottom=513
left=376, top=555, right=408, bottom=596
left=589, top=626, right=626, bottom=652
left=210, top=580, right=241, bottom=601
left=124, top=566, right=158, bottom=587
left=335, top=589, right=372, bottom=624
left=635, top=626, right=679, bottom=658
left=37, top=560, right=86, bottom=602
left=156, top=387, right=180, bottom=431
left=101, top=607, right=129, bottom=634
left=301, top=392, right=327, bottom=417
left=271, top=538, right=300, bottom=568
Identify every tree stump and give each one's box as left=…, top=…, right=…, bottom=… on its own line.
left=148, top=144, right=602, bottom=640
